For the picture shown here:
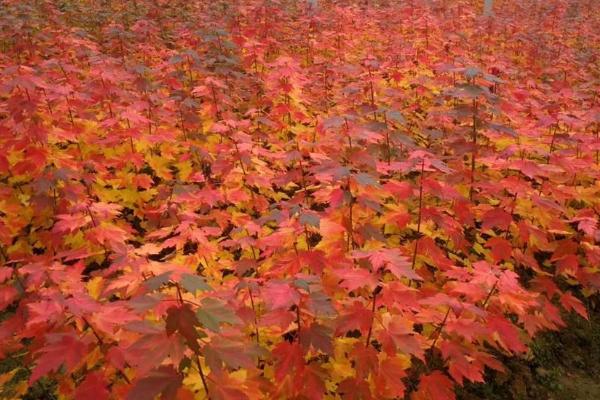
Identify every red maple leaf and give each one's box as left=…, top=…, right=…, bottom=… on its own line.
left=126, top=366, right=182, bottom=400
left=30, top=333, right=88, bottom=384
left=412, top=371, right=455, bottom=400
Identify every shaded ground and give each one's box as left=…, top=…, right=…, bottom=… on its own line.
left=459, top=309, right=600, bottom=400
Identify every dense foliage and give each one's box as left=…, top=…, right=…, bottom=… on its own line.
left=0, top=0, right=599, bottom=399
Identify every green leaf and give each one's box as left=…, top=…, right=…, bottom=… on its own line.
left=307, top=290, right=337, bottom=317
left=293, top=278, right=311, bottom=291
left=180, top=273, right=212, bottom=293
left=488, top=123, right=517, bottom=137
left=483, top=72, right=504, bottom=84
left=144, top=272, right=172, bottom=291
left=386, top=110, right=406, bottom=125
left=463, top=66, right=481, bottom=79
left=354, top=172, right=379, bottom=187
left=196, top=298, right=241, bottom=332
left=391, top=131, right=416, bottom=147
left=452, top=83, right=487, bottom=99
left=299, top=211, right=320, bottom=228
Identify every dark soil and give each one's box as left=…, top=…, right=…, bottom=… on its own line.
left=458, top=311, right=600, bottom=400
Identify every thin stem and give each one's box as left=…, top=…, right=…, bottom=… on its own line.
left=547, top=124, right=557, bottom=164
left=411, top=158, right=425, bottom=269
left=175, top=283, right=184, bottom=305
left=346, top=176, right=355, bottom=251
left=470, top=99, right=478, bottom=201
left=365, top=290, right=378, bottom=348
left=296, top=138, right=309, bottom=205
left=81, top=316, right=131, bottom=384
left=429, top=307, right=451, bottom=352
left=82, top=316, right=104, bottom=346
left=384, top=112, right=391, bottom=165
left=304, top=224, right=311, bottom=251
left=482, top=279, right=499, bottom=309
left=195, top=355, right=210, bottom=399
left=595, top=124, right=599, bottom=165
left=296, top=305, right=302, bottom=342
left=368, top=67, right=375, bottom=109
left=248, top=286, right=260, bottom=344
left=233, top=140, right=247, bottom=176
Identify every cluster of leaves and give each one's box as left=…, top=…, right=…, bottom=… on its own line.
left=0, top=0, right=599, bottom=399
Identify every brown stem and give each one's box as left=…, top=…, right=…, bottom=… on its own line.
left=296, top=139, right=309, bottom=205
left=85, top=205, right=98, bottom=227
left=233, top=140, right=247, bottom=176
left=411, top=158, right=426, bottom=269
left=186, top=56, right=194, bottom=86
left=248, top=286, right=260, bottom=344
left=82, top=316, right=104, bottom=346
left=81, top=316, right=131, bottom=384
left=195, top=355, right=210, bottom=399
left=547, top=124, right=557, bottom=164
left=347, top=177, right=355, bottom=251
left=429, top=307, right=451, bottom=352
left=210, top=84, right=221, bottom=119
left=368, top=67, right=375, bottom=109
left=384, top=112, right=391, bottom=165
left=595, top=124, right=599, bottom=165
left=482, top=279, right=499, bottom=309
left=304, top=224, right=311, bottom=251
left=470, top=99, right=478, bottom=201
left=365, top=290, right=378, bottom=348
left=296, top=305, right=302, bottom=342
left=179, top=106, right=188, bottom=140
left=175, top=283, right=184, bottom=305
left=505, top=192, right=518, bottom=239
